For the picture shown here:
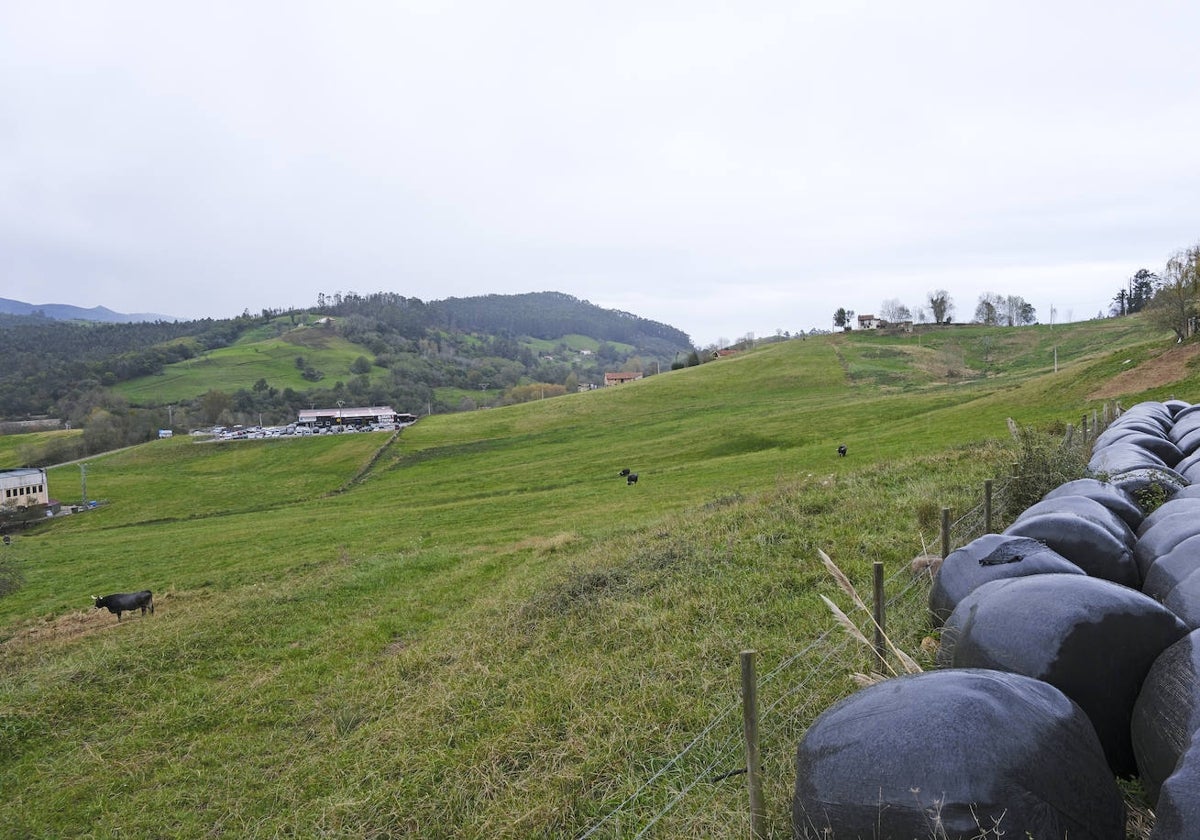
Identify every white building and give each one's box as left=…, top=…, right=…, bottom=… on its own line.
left=296, top=406, right=418, bottom=430
left=0, top=468, right=49, bottom=509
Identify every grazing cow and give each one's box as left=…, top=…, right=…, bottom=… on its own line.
left=627, top=472, right=639, bottom=485
left=837, top=444, right=848, bottom=457
left=618, top=468, right=631, bottom=477
left=92, top=590, right=154, bottom=622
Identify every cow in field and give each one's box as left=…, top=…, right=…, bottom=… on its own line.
left=626, top=472, right=639, bottom=485
left=92, top=590, right=154, bottom=622
left=618, top=468, right=631, bottom=477
left=837, top=444, right=848, bottom=457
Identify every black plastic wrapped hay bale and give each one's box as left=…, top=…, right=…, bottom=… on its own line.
left=928, top=533, right=1083, bottom=627
left=1043, top=477, right=1145, bottom=531
left=937, top=573, right=1188, bottom=776
left=1131, top=630, right=1200, bottom=806
left=792, top=669, right=1125, bottom=840
left=1003, top=512, right=1140, bottom=589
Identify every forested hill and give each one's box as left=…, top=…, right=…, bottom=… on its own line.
left=429, top=292, right=691, bottom=351
left=0, top=291, right=698, bottom=440
left=318, top=291, right=691, bottom=352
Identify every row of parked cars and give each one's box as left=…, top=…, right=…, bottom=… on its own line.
left=193, top=423, right=402, bottom=441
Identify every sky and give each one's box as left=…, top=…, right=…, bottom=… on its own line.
left=2, top=2, right=1199, bottom=347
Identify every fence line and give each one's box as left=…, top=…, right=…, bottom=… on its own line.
left=576, top=420, right=1104, bottom=838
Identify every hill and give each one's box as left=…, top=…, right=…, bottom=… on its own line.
left=0, top=296, right=175, bottom=323
left=0, top=316, right=1188, bottom=837
left=0, top=292, right=697, bottom=458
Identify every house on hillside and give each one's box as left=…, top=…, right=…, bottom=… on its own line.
left=0, top=468, right=49, bottom=510
left=857, top=314, right=884, bottom=329
left=604, top=371, right=643, bottom=386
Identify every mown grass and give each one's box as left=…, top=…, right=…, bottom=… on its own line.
left=0, top=315, right=1191, bottom=838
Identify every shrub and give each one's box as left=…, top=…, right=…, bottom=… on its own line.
left=1000, top=422, right=1090, bottom=522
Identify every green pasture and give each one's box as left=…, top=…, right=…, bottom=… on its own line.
left=0, top=429, right=82, bottom=470
left=114, top=327, right=384, bottom=405
left=0, top=316, right=1190, bottom=838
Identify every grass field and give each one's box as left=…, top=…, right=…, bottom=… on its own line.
left=0, top=316, right=1190, bottom=838
left=113, top=325, right=386, bottom=404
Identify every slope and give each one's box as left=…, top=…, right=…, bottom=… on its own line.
left=0, top=317, right=1190, bottom=838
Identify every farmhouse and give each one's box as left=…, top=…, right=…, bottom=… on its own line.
left=604, top=372, right=643, bottom=386
left=0, top=468, right=49, bottom=509
left=857, top=314, right=883, bottom=329
left=296, top=406, right=418, bottom=430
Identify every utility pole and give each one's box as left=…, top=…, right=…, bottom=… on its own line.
left=80, top=463, right=88, bottom=505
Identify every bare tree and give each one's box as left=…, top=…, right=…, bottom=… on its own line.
left=974, top=294, right=1001, bottom=325
left=927, top=290, right=954, bottom=324
left=974, top=293, right=1036, bottom=326
left=880, top=299, right=912, bottom=322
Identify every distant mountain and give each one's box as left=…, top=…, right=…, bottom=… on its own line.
left=0, top=297, right=176, bottom=323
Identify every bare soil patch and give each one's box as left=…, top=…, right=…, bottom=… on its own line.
left=1089, top=343, right=1200, bottom=400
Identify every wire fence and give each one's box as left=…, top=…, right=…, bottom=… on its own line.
left=576, top=418, right=1105, bottom=839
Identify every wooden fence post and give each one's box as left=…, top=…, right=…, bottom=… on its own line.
left=941, top=507, right=951, bottom=560
left=984, top=479, right=993, bottom=533
left=740, top=651, right=765, bottom=840
left=872, top=562, right=886, bottom=673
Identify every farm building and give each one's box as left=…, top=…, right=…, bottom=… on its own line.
left=296, top=406, right=418, bottom=430
left=604, top=372, right=643, bottom=386
left=0, top=468, right=49, bottom=509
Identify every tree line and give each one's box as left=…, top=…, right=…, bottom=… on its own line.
left=833, top=289, right=1034, bottom=329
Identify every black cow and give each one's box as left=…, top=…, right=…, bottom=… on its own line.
left=618, top=468, right=631, bottom=477
left=92, top=590, right=154, bottom=622
left=627, top=472, right=639, bottom=485
left=837, top=444, right=848, bottom=457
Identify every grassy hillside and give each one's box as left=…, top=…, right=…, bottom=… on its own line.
left=113, top=324, right=384, bottom=404
left=0, top=316, right=1190, bottom=838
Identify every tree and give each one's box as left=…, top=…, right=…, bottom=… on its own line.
left=1111, top=269, right=1160, bottom=316
left=974, top=293, right=1036, bottom=326
left=833, top=308, right=855, bottom=328
left=879, top=299, right=912, bottom=322
left=199, top=390, right=233, bottom=425
left=1129, top=269, right=1158, bottom=313
left=1146, top=244, right=1200, bottom=341
left=974, top=295, right=1000, bottom=326
left=927, top=290, right=954, bottom=324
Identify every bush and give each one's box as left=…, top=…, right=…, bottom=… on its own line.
left=1000, top=422, right=1090, bottom=522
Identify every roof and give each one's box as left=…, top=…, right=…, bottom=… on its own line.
left=0, top=468, right=46, bottom=478
left=297, top=406, right=397, bottom=422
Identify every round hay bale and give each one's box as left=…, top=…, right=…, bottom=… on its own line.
left=928, top=534, right=1082, bottom=628
left=1131, top=630, right=1200, bottom=806
left=938, top=573, right=1188, bottom=776
left=792, top=669, right=1125, bottom=840
left=1003, top=512, right=1139, bottom=589
left=1043, top=478, right=1144, bottom=531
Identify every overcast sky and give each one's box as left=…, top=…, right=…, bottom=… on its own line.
left=3, top=2, right=1198, bottom=346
